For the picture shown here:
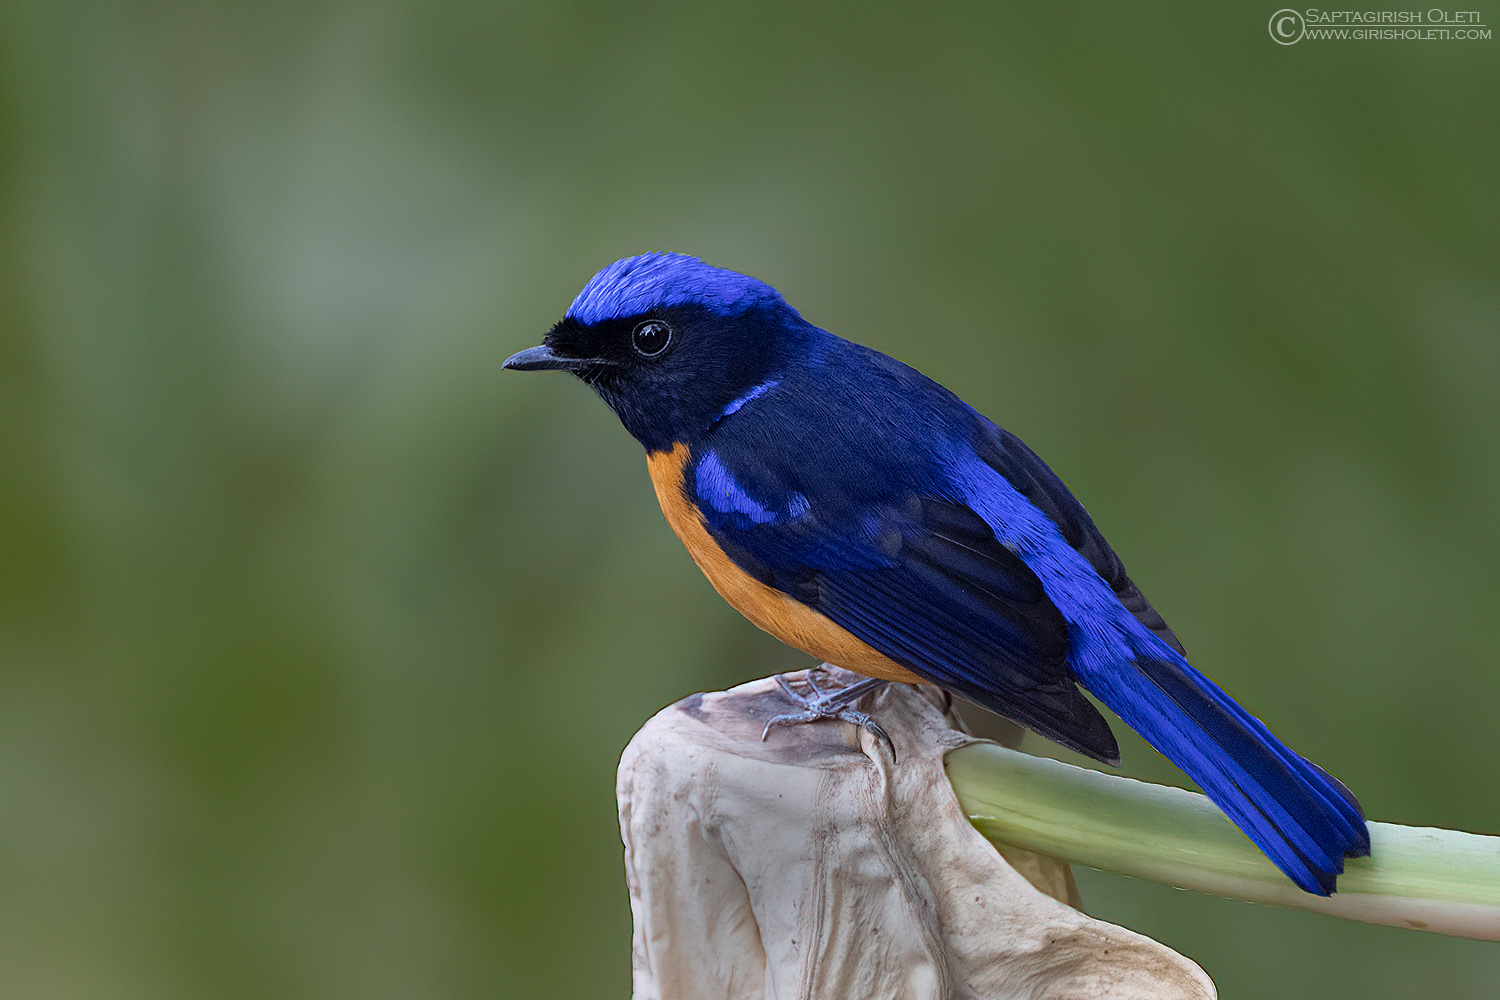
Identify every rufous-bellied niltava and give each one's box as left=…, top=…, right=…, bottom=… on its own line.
left=504, top=252, right=1370, bottom=895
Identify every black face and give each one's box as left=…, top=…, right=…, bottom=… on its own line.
left=504, top=302, right=807, bottom=452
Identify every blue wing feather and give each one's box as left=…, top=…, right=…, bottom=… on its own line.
left=685, top=333, right=1368, bottom=894
left=691, top=442, right=1122, bottom=762
left=971, top=419, right=1185, bottom=655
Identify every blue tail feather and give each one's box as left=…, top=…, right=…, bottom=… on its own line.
left=1080, top=655, right=1370, bottom=896
left=1141, top=657, right=1369, bottom=847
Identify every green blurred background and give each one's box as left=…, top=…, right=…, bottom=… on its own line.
left=1, top=1, right=1496, bottom=996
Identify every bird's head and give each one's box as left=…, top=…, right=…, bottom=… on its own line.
left=505, top=253, right=816, bottom=452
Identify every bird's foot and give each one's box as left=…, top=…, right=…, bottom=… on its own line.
left=761, top=665, right=894, bottom=757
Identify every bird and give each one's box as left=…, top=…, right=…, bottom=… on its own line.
left=504, top=251, right=1370, bottom=895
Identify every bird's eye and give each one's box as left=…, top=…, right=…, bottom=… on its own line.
left=631, top=319, right=672, bottom=358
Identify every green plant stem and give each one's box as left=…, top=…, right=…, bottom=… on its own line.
left=946, top=741, right=1500, bottom=940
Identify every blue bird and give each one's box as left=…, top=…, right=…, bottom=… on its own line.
left=505, top=252, right=1370, bottom=895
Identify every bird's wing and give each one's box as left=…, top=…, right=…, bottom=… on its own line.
left=692, top=452, right=1120, bottom=762
left=972, top=421, right=1186, bottom=655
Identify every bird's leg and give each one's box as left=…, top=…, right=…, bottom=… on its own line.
left=761, top=664, right=894, bottom=756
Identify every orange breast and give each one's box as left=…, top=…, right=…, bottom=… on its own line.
left=645, top=442, right=923, bottom=685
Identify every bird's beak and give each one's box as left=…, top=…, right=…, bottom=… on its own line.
left=502, top=344, right=590, bottom=372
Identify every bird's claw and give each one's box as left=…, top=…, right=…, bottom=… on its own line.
left=761, top=666, right=894, bottom=758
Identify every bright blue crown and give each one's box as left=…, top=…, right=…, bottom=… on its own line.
left=567, top=252, right=784, bottom=325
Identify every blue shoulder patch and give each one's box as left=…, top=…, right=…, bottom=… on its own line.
left=695, top=448, right=809, bottom=528
left=567, top=252, right=784, bottom=325
left=720, top=379, right=780, bottom=419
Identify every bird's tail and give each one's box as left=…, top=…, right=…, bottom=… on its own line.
left=1083, top=654, right=1370, bottom=895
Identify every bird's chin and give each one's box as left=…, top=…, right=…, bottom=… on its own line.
left=574, top=362, right=615, bottom=389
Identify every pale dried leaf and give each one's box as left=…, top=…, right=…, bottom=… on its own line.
left=617, top=676, right=1216, bottom=1000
